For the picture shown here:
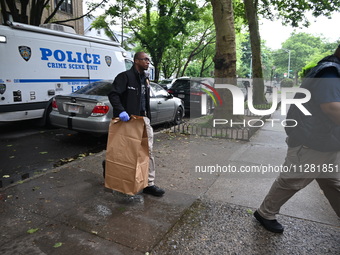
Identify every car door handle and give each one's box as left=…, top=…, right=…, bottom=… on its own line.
left=158, top=101, right=162, bottom=104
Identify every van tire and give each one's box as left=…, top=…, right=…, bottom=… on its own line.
left=41, top=103, right=53, bottom=128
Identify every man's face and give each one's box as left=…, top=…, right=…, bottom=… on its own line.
left=135, top=53, right=150, bottom=71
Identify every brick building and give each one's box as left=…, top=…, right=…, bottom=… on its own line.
left=0, top=0, right=84, bottom=35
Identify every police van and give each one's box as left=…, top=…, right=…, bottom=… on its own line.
left=0, top=21, right=132, bottom=125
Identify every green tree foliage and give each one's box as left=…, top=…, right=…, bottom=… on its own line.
left=261, top=45, right=275, bottom=80
left=238, top=33, right=274, bottom=80
left=161, top=47, right=181, bottom=79
left=299, top=41, right=338, bottom=77
left=239, top=33, right=251, bottom=77
left=265, top=0, right=340, bottom=27
left=160, top=5, right=215, bottom=79
left=299, top=50, right=333, bottom=77
left=241, top=0, right=340, bottom=103
left=183, top=42, right=215, bottom=77
left=159, top=1, right=247, bottom=79
left=94, top=0, right=200, bottom=82
left=283, top=32, right=323, bottom=76
left=280, top=78, right=294, bottom=87
left=272, top=32, right=338, bottom=80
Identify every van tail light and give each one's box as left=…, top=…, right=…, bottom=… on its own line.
left=167, top=89, right=174, bottom=94
left=91, top=103, right=109, bottom=116
left=52, top=98, right=58, bottom=111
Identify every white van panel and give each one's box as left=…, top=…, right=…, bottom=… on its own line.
left=0, top=22, right=128, bottom=123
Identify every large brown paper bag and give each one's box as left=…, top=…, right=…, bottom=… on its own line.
left=105, top=115, right=149, bottom=195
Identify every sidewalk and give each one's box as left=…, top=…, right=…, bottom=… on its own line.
left=1, top=109, right=339, bottom=255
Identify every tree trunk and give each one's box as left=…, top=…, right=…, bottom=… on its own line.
left=151, top=58, right=161, bottom=82
left=211, top=0, right=240, bottom=124
left=0, top=0, right=8, bottom=23
left=3, top=0, right=20, bottom=22
left=20, top=0, right=29, bottom=24
left=200, top=56, right=207, bottom=77
left=243, top=0, right=266, bottom=105
left=30, top=0, right=46, bottom=26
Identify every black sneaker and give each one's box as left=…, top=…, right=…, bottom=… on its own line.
left=143, top=185, right=165, bottom=197
left=254, top=210, right=284, bottom=233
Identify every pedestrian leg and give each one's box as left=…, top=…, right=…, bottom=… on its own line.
left=316, top=178, right=340, bottom=218
left=144, top=117, right=155, bottom=186
left=258, top=177, right=314, bottom=219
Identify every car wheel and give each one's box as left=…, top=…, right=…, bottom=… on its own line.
left=37, top=103, right=53, bottom=128
left=173, top=107, right=183, bottom=125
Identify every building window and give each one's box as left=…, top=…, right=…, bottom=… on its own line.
left=55, top=0, right=73, bottom=14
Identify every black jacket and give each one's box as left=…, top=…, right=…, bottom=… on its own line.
left=286, top=55, right=340, bottom=151
left=108, top=66, right=151, bottom=119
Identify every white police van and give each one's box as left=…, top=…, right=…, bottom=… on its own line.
left=0, top=21, right=132, bottom=125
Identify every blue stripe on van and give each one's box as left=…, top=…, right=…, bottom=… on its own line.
left=15, top=79, right=102, bottom=83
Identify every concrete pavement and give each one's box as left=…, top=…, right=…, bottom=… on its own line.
left=0, top=109, right=339, bottom=255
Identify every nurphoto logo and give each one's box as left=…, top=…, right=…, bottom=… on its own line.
left=199, top=81, right=311, bottom=128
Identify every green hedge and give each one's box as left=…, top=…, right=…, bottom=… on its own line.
left=280, top=78, right=294, bottom=87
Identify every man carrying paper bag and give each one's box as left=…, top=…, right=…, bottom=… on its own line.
left=106, top=52, right=165, bottom=197
left=105, top=116, right=149, bottom=195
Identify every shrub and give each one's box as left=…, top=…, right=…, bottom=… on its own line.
left=280, top=78, right=294, bottom=87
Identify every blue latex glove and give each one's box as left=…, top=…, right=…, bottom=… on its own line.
left=119, top=111, right=130, bottom=122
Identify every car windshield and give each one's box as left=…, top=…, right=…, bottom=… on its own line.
left=74, top=81, right=112, bottom=96
left=171, top=79, right=203, bottom=91
left=151, top=83, right=168, bottom=97
left=159, top=80, right=172, bottom=85
left=171, top=79, right=190, bottom=90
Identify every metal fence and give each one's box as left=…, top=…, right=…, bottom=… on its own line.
left=166, top=109, right=272, bottom=141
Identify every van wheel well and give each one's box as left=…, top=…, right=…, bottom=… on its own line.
left=37, top=101, right=53, bottom=127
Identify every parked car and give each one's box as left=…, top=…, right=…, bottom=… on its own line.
left=168, top=77, right=249, bottom=115
left=158, top=79, right=175, bottom=90
left=167, top=77, right=215, bottom=114
left=49, top=80, right=184, bottom=135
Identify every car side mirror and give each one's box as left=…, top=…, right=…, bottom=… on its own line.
left=166, top=93, right=173, bottom=99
